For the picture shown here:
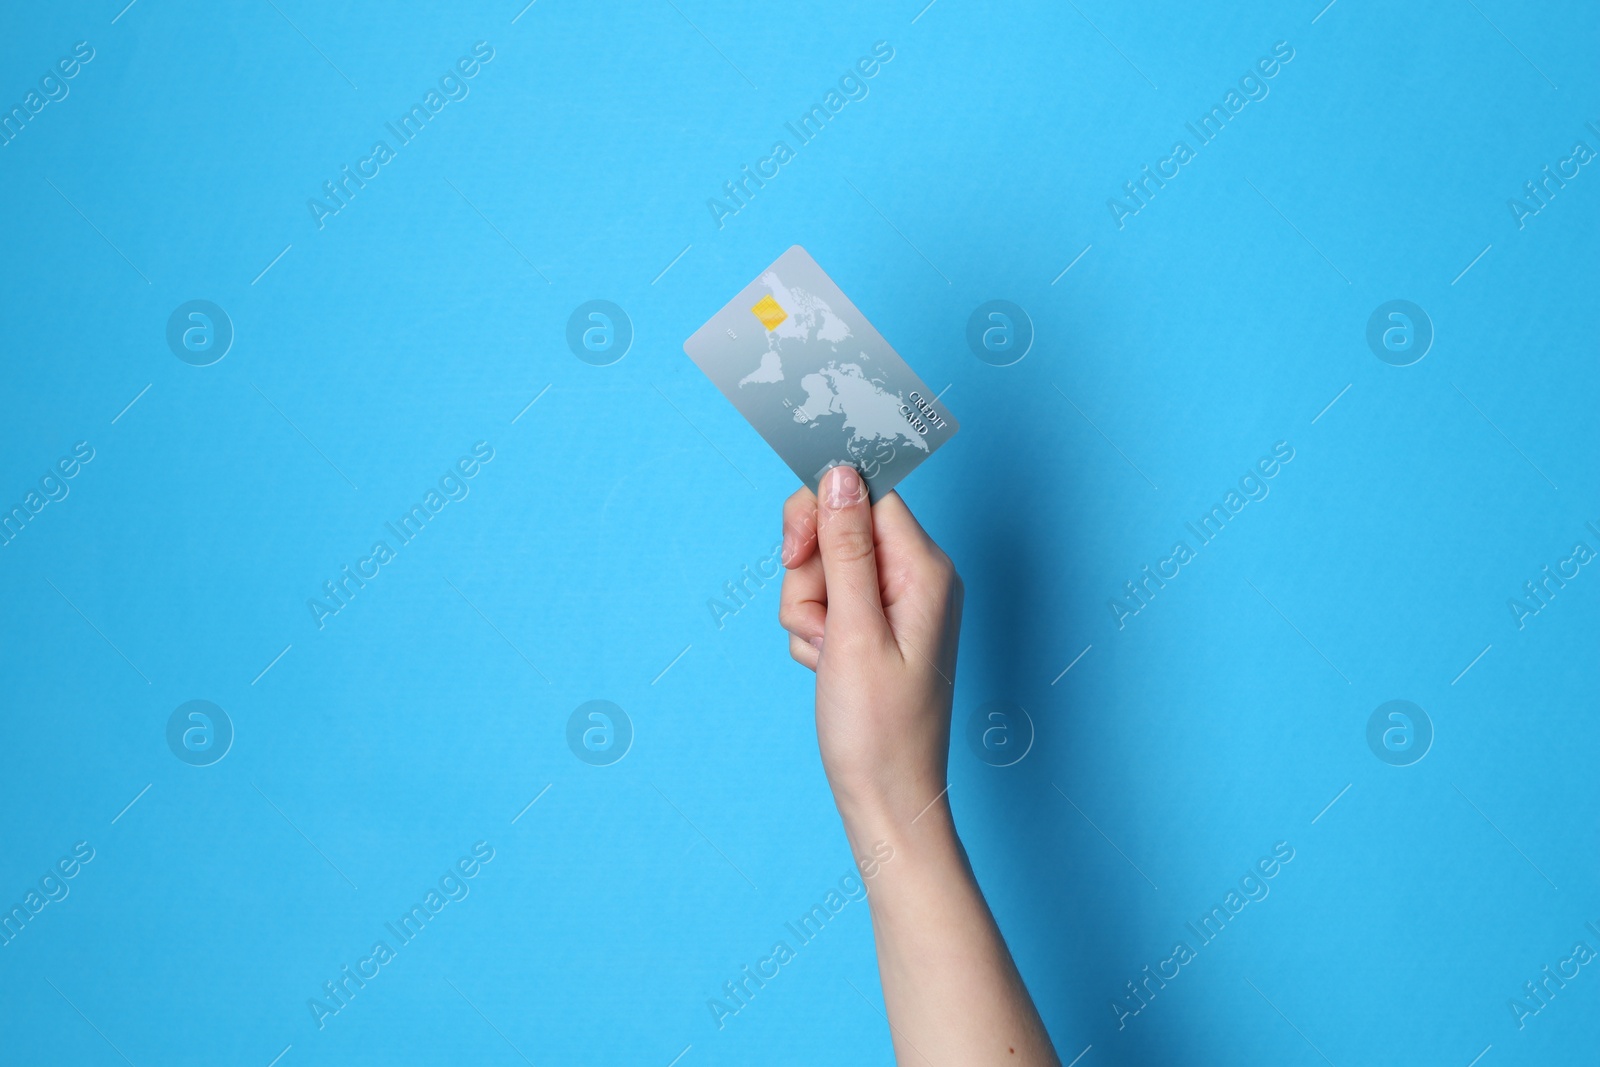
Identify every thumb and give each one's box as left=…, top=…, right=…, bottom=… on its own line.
left=815, top=464, right=890, bottom=645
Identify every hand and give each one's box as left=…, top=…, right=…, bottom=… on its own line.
left=779, top=467, right=1059, bottom=1065
left=778, top=464, right=963, bottom=828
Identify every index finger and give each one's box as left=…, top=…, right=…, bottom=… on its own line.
left=780, top=485, right=819, bottom=569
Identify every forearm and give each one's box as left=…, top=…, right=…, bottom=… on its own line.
left=841, top=799, right=1060, bottom=1066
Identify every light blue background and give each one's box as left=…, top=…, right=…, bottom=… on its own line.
left=2, top=1, right=1597, bottom=1064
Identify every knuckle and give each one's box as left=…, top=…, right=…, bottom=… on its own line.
left=783, top=498, right=816, bottom=533
left=917, top=547, right=956, bottom=584
left=824, top=523, right=874, bottom=565
left=788, top=636, right=817, bottom=669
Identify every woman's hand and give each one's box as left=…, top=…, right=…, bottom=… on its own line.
left=776, top=464, right=1060, bottom=1066
left=778, top=464, right=963, bottom=829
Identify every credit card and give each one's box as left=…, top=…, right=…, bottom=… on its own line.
left=682, top=245, right=959, bottom=501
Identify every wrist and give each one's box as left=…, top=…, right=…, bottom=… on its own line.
left=831, top=771, right=948, bottom=832
left=834, top=778, right=961, bottom=877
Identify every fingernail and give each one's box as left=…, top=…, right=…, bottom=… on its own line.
left=780, top=535, right=794, bottom=566
left=808, top=635, right=823, bottom=652
left=826, top=465, right=861, bottom=508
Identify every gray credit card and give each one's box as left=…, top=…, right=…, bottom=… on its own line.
left=682, top=245, right=958, bottom=501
